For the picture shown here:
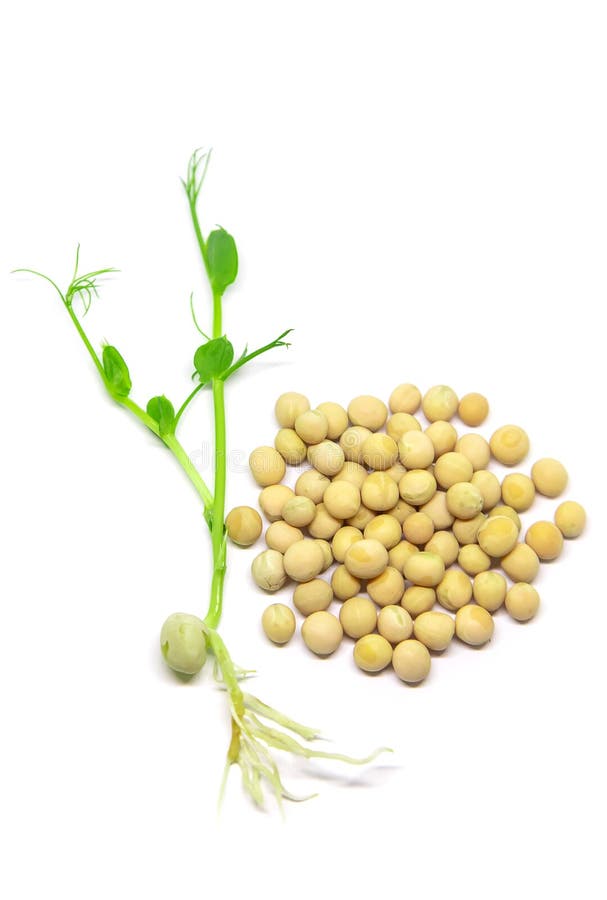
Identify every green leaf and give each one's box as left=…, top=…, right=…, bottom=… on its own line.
left=194, top=336, right=234, bottom=383
left=146, top=395, right=176, bottom=436
left=207, top=228, right=238, bottom=295
left=102, top=345, right=132, bottom=397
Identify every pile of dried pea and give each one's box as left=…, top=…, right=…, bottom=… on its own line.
left=228, top=385, right=586, bottom=685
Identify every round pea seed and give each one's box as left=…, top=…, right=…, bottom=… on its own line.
left=307, top=440, right=345, bottom=476
left=501, top=473, right=536, bottom=512
left=274, top=428, right=307, bottom=465
left=387, top=413, right=422, bottom=442
left=323, top=481, right=361, bottom=520
left=425, top=420, right=458, bottom=457
left=265, top=521, right=304, bottom=553
left=470, top=470, right=502, bottom=512
left=346, top=503, right=376, bottom=530
left=282, top=495, right=316, bottom=528
left=225, top=506, right=263, bottom=546
left=419, top=491, right=455, bottom=530
left=364, top=514, right=403, bottom=549
left=505, top=583, right=540, bottom=622
left=294, top=409, right=329, bottom=444
left=331, top=526, right=364, bottom=563
left=339, top=596, right=378, bottom=639
left=402, top=512, right=435, bottom=545
left=314, top=539, right=334, bottom=571
left=477, top=515, right=519, bottom=557
left=367, top=566, right=406, bottom=607
left=339, top=426, right=372, bottom=463
left=331, top=564, right=361, bottom=601
left=413, top=611, right=455, bottom=651
left=422, top=385, right=459, bottom=422
left=398, top=431, right=435, bottom=469
left=458, top=392, right=489, bottom=427
left=389, top=383, right=422, bottom=414
left=392, top=639, right=431, bottom=683
left=401, top=585, right=436, bottom=617
left=554, top=501, right=586, bottom=538
left=333, top=461, right=368, bottom=489
left=488, top=504, right=522, bottom=530
left=455, top=433, right=490, bottom=471
left=446, top=482, right=484, bottom=520
left=262, top=604, right=296, bottom=644
left=434, top=452, right=474, bottom=489
left=361, top=433, right=399, bottom=470
left=500, top=543, right=540, bottom=582
left=452, top=512, right=487, bottom=545
left=403, top=551, right=445, bottom=587
left=348, top=395, right=388, bottom=431
left=354, top=634, right=393, bottom=673
left=361, top=472, right=400, bottom=511
left=295, top=468, right=330, bottom=503
left=308, top=503, right=343, bottom=540
left=489, top=425, right=530, bottom=466
left=531, top=458, right=568, bottom=498
left=249, top=446, right=287, bottom=487
left=425, top=530, right=460, bottom=566
left=455, top=605, right=494, bottom=646
left=344, top=538, right=389, bottom=579
left=275, top=392, right=310, bottom=428
left=525, top=521, right=564, bottom=561
left=458, top=544, right=491, bottom=576
left=399, top=469, right=437, bottom=506
left=388, top=540, right=419, bottom=573
left=473, top=571, right=507, bottom=612
left=316, top=402, right=349, bottom=440
left=436, top=569, right=473, bottom=611
left=293, top=579, right=333, bottom=615
left=259, top=484, right=295, bottom=522
left=283, top=539, right=325, bottom=582
left=301, top=611, right=343, bottom=655
left=251, top=549, right=288, bottom=592
left=377, top=605, right=413, bottom=644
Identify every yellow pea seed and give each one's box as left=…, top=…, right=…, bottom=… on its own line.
left=398, top=431, right=435, bottom=469
left=293, top=579, right=333, bottom=616
left=364, top=514, right=403, bottom=549
left=458, top=392, right=489, bottom=427
left=331, top=564, right=361, bottom=601
left=339, top=596, right=378, bottom=638
left=361, top=471, right=400, bottom=511
left=446, top=482, right=484, bottom=519
left=392, top=639, right=431, bottom=683
left=531, top=458, right=568, bottom=498
left=344, top=538, right=389, bottom=579
left=501, top=473, right=536, bottom=512
left=295, top=468, right=330, bottom=503
left=308, top=503, right=342, bottom=540
left=436, top=569, right=473, bottom=611
left=262, top=604, right=296, bottom=644
left=401, top=585, right=436, bottom=617
left=331, top=526, right=364, bottom=563
left=422, top=385, right=459, bottom=422
left=225, top=506, right=263, bottom=546
left=419, top=491, right=455, bottom=530
left=283, top=539, right=325, bottom=582
left=455, top=433, right=491, bottom=471
left=413, top=610, right=455, bottom=651
left=275, top=392, right=310, bottom=428
left=354, top=634, right=393, bottom=673
left=346, top=503, right=376, bottom=530
left=388, top=540, right=419, bottom=573
left=477, top=515, right=519, bottom=557
left=249, top=445, right=287, bottom=487
left=452, top=512, right=487, bottom=545
left=265, top=521, right=304, bottom=553
left=274, top=428, right=308, bottom=465
left=470, top=470, right=502, bottom=512
left=425, top=530, right=460, bottom=566
left=488, top=504, right=522, bottom=530
left=332, top=461, right=368, bottom=489
left=259, top=484, right=295, bottom=522
left=340, top=426, right=373, bottom=463
left=455, top=605, right=494, bottom=646
left=425, top=420, right=458, bottom=457
left=500, top=542, right=540, bottom=582
left=525, top=521, right=564, bottom=561
left=473, top=571, right=507, bottom=612
left=554, top=501, right=586, bottom=538
left=384, top=462, right=408, bottom=483
left=314, top=539, right=334, bottom=571
left=388, top=499, right=417, bottom=528
left=361, top=433, right=399, bottom=470
left=323, top=481, right=361, bottom=519
left=505, top=583, right=540, bottom=622
left=377, top=605, right=413, bottom=644
left=316, top=402, right=349, bottom=440
left=348, top=395, right=388, bottom=431
left=489, top=425, right=530, bottom=466
left=403, top=551, right=445, bottom=587
left=282, top=495, right=316, bottom=528
left=302, top=611, right=343, bottom=655
left=399, top=469, right=437, bottom=506
left=402, top=512, right=435, bottom=545
left=434, top=452, right=474, bottom=489
left=367, top=566, right=406, bottom=607
left=389, top=383, right=422, bottom=414
left=294, top=409, right=329, bottom=444
left=251, top=549, right=288, bottom=592
left=458, top=544, right=491, bottom=576
left=307, top=440, right=345, bottom=476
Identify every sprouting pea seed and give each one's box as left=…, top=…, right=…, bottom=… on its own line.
left=160, top=612, right=207, bottom=676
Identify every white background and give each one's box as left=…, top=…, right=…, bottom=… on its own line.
left=1, top=1, right=605, bottom=897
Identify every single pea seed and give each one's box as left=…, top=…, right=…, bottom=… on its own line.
left=361, top=433, right=399, bottom=470
left=333, top=461, right=368, bottom=489
left=531, top=458, right=568, bottom=498
left=314, top=539, right=334, bottom=571
left=477, top=515, right=519, bottom=557
left=364, top=514, right=403, bottom=549
left=294, top=409, right=329, bottom=444
left=505, top=583, right=540, bottom=622
left=308, top=503, right=343, bottom=540
left=331, top=564, right=362, bottom=601
left=401, top=585, right=436, bottom=617
left=446, top=482, right=484, bottom=519
left=274, top=428, right=307, bottom=465
left=489, top=425, right=530, bottom=466
left=307, top=439, right=345, bottom=476
left=434, top=452, right=474, bottom=489
left=293, top=579, right=333, bottom=615
left=249, top=446, right=287, bottom=487
left=455, top=433, right=491, bottom=471
left=436, top=569, right=473, bottom=611
left=339, top=426, right=373, bottom=463
left=402, top=512, right=435, bottom=545
left=525, top=521, right=564, bottom=561
left=361, top=471, right=400, bottom=511
left=265, top=521, right=304, bottom=553
left=501, top=473, right=536, bottom=512
left=413, top=611, right=455, bottom=651
left=301, top=611, right=343, bottom=655
left=419, top=491, right=455, bottom=530
left=283, top=539, right=325, bottom=582
left=425, top=420, right=458, bottom=457
left=425, top=530, right=460, bottom=566
left=348, top=395, right=388, bottom=431
left=403, top=551, right=445, bottom=587
left=323, top=481, right=361, bottom=519
left=500, top=543, right=540, bottom=583
left=458, top=392, right=489, bottom=427
left=422, top=385, right=459, bottom=422
left=225, top=506, right=263, bottom=546
left=452, top=512, right=487, bottom=545
left=392, top=639, right=431, bottom=683
left=354, top=634, right=393, bottom=673
left=387, top=413, right=422, bottom=442
left=389, top=383, right=422, bottom=414
left=160, top=612, right=207, bottom=676
left=367, top=566, right=406, bottom=607
left=470, top=470, right=502, bottom=511
left=388, top=540, right=419, bottom=573
left=398, top=431, right=435, bottom=469
left=399, top=469, right=437, bottom=506
left=458, top=544, right=491, bottom=576
left=455, top=605, right=494, bottom=646
left=295, top=468, right=330, bottom=503
left=346, top=503, right=376, bottom=530
left=282, top=495, right=316, bottom=528
left=275, top=392, right=310, bottom=428
left=554, top=501, right=586, bottom=538
left=377, top=605, right=413, bottom=644
left=251, top=549, right=288, bottom=592
left=340, top=596, right=378, bottom=638
left=344, top=538, right=389, bottom=579
left=316, top=402, right=349, bottom=440
left=488, top=504, right=522, bottom=530
left=262, top=603, right=296, bottom=643
left=331, top=525, right=364, bottom=563
left=473, top=571, right=507, bottom=612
